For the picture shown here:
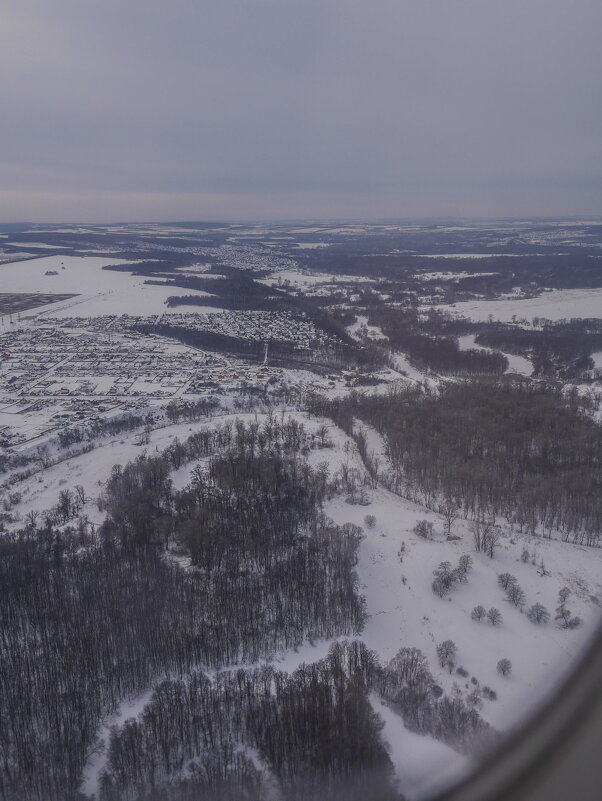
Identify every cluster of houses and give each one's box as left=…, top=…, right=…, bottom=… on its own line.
left=0, top=314, right=325, bottom=449
left=160, top=310, right=330, bottom=348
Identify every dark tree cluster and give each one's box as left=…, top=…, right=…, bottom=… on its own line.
left=431, top=555, right=473, bottom=598
left=0, top=420, right=367, bottom=801
left=100, top=642, right=399, bottom=801
left=56, top=412, right=159, bottom=450
left=376, top=647, right=497, bottom=754
left=133, top=321, right=387, bottom=375
left=366, top=307, right=508, bottom=376
left=164, top=397, right=220, bottom=423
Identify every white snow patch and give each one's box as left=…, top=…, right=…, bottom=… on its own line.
left=0, top=255, right=214, bottom=317
left=434, top=288, right=602, bottom=323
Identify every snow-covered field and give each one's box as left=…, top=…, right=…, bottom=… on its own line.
left=435, top=287, right=602, bottom=323
left=0, top=255, right=214, bottom=317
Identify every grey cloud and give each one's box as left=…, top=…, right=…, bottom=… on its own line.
left=1, top=0, right=601, bottom=220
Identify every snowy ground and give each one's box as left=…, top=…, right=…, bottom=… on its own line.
left=320, top=421, right=601, bottom=797
left=435, top=288, right=602, bottom=323
left=0, top=255, right=214, bottom=318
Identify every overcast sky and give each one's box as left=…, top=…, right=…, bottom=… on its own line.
left=1, top=0, right=601, bottom=222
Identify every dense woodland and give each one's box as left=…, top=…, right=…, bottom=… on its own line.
left=99, top=643, right=397, bottom=801
left=311, top=379, right=602, bottom=544
left=98, top=639, right=495, bottom=801
left=0, top=420, right=372, bottom=801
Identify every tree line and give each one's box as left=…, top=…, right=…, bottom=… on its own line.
left=309, top=379, right=602, bottom=544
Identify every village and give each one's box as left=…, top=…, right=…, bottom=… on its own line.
left=0, top=314, right=313, bottom=449
left=154, top=309, right=331, bottom=348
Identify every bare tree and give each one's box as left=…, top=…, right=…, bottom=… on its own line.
left=436, top=640, right=457, bottom=672
left=471, top=605, right=487, bottom=622
left=456, top=554, right=473, bottom=582
left=25, top=510, right=40, bottom=529
left=74, top=484, right=87, bottom=505
left=527, top=603, right=550, bottom=624
left=35, top=445, right=51, bottom=468
left=316, top=424, right=330, bottom=448
left=471, top=518, right=501, bottom=556
left=487, top=607, right=503, bottom=626
left=506, top=583, right=526, bottom=610
left=497, top=573, right=516, bottom=591
left=432, top=562, right=457, bottom=598
left=555, top=587, right=581, bottom=629
left=440, top=499, right=459, bottom=538
left=497, top=658, right=512, bottom=677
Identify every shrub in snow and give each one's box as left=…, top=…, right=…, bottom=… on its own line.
left=433, top=555, right=474, bottom=598
left=414, top=519, right=433, bottom=539
left=497, top=573, right=517, bottom=591
left=398, top=541, right=406, bottom=563
left=466, top=689, right=483, bottom=709
left=436, top=640, right=457, bottom=671
left=497, top=658, right=512, bottom=677
left=432, top=561, right=457, bottom=598
left=456, top=554, right=473, bottom=583
left=456, top=666, right=469, bottom=678
left=527, top=603, right=550, bottom=624
left=555, top=588, right=582, bottom=629
left=364, top=514, right=376, bottom=529
left=506, top=582, right=526, bottom=610
left=471, top=605, right=487, bottom=622
left=487, top=607, right=502, bottom=626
